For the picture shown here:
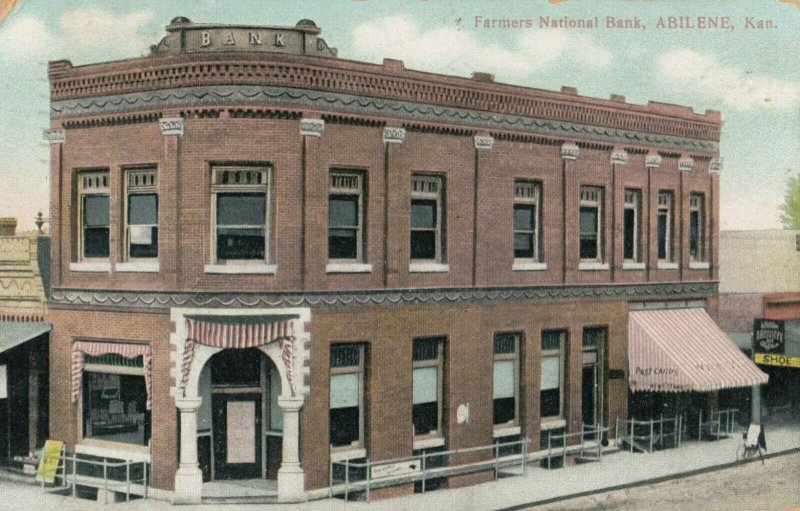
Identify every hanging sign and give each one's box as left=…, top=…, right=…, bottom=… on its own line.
left=753, top=319, right=785, bottom=355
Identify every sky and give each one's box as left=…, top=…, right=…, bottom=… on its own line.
left=0, top=0, right=798, bottom=231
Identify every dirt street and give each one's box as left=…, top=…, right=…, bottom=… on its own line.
left=523, top=451, right=800, bottom=511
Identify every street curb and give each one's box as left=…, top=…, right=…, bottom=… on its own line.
left=496, top=447, right=800, bottom=511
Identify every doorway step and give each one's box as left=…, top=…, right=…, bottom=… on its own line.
left=201, top=478, right=277, bottom=503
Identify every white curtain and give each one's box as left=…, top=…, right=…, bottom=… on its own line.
left=330, top=373, right=359, bottom=409
left=493, top=360, right=515, bottom=399
left=541, top=355, right=561, bottom=391
left=413, top=367, right=438, bottom=404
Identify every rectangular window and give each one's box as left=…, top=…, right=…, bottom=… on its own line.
left=623, top=189, right=640, bottom=261
left=689, top=194, right=705, bottom=262
left=579, top=187, right=603, bottom=261
left=541, top=331, right=565, bottom=419
left=329, top=172, right=364, bottom=262
left=330, top=344, right=365, bottom=449
left=212, top=167, right=270, bottom=263
left=125, top=168, right=158, bottom=259
left=493, top=333, right=520, bottom=426
left=82, top=354, right=150, bottom=446
left=412, top=338, right=444, bottom=438
left=79, top=171, right=110, bottom=259
left=410, top=175, right=444, bottom=262
left=513, top=181, right=541, bottom=261
left=657, top=192, right=674, bottom=261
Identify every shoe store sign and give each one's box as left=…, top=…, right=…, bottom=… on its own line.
left=752, top=319, right=799, bottom=368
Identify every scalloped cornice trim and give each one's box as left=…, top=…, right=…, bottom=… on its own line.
left=51, top=85, right=718, bottom=153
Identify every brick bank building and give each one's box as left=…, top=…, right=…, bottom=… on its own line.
left=45, top=18, right=765, bottom=503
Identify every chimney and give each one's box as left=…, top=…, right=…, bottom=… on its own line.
left=0, top=217, right=17, bottom=236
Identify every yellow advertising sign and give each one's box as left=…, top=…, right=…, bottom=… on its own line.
left=754, top=353, right=800, bottom=369
left=35, top=440, right=63, bottom=484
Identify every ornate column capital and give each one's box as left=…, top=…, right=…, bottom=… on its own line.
left=42, top=129, right=65, bottom=144
left=160, top=117, right=184, bottom=136
left=678, top=155, right=695, bottom=172
left=560, top=142, right=579, bottom=160
left=610, top=147, right=628, bottom=165
left=474, top=135, right=494, bottom=150
left=299, top=118, right=324, bottom=137
left=383, top=126, right=406, bottom=144
left=645, top=151, right=662, bottom=169
left=709, top=158, right=723, bottom=175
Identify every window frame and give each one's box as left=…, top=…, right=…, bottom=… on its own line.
left=623, top=189, right=641, bottom=262
left=124, top=168, right=158, bottom=261
left=493, top=332, right=521, bottom=429
left=78, top=171, right=110, bottom=262
left=579, top=186, right=604, bottom=262
left=410, top=175, right=445, bottom=263
left=689, top=193, right=705, bottom=262
left=657, top=191, right=674, bottom=262
left=329, top=343, right=365, bottom=451
left=328, top=171, right=365, bottom=264
left=540, top=330, right=566, bottom=422
left=513, top=181, right=541, bottom=263
left=412, top=337, right=444, bottom=442
left=210, top=166, right=271, bottom=265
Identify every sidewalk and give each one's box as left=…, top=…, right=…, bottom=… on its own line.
left=1, top=423, right=798, bottom=511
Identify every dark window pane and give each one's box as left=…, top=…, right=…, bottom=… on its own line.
left=540, top=388, right=561, bottom=417
left=494, top=334, right=517, bottom=354
left=84, top=195, right=109, bottom=227
left=217, top=194, right=265, bottom=226
left=413, top=339, right=439, bottom=361
left=330, top=407, right=360, bottom=447
left=210, top=348, right=261, bottom=386
left=579, top=207, right=597, bottom=235
left=84, top=228, right=109, bottom=258
left=542, top=331, right=562, bottom=351
left=514, top=233, right=533, bottom=258
left=130, top=227, right=158, bottom=258
left=217, top=227, right=265, bottom=260
left=623, top=208, right=635, bottom=260
left=129, top=194, right=157, bottom=225
left=331, top=345, right=360, bottom=368
left=583, top=328, right=605, bottom=348
left=657, top=212, right=668, bottom=259
left=580, top=236, right=597, bottom=259
left=82, top=373, right=151, bottom=446
left=493, top=397, right=516, bottom=425
left=412, top=402, right=438, bottom=436
left=513, top=204, right=534, bottom=231
left=329, top=195, right=358, bottom=227
left=329, top=229, right=357, bottom=259
left=411, top=200, right=436, bottom=229
left=690, top=211, right=700, bottom=258
left=411, top=231, right=436, bottom=259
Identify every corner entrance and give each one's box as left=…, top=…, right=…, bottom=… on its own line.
left=202, top=349, right=282, bottom=481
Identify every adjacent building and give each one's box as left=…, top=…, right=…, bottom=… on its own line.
left=45, top=18, right=763, bottom=503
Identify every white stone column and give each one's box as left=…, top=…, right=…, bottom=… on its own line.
left=277, top=396, right=306, bottom=502
left=173, top=396, right=203, bottom=504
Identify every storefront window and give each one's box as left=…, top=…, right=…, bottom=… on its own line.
left=82, top=371, right=151, bottom=446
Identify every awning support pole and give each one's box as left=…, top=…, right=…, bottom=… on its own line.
left=752, top=384, right=762, bottom=426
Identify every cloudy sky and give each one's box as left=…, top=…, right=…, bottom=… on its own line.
left=0, top=0, right=798, bottom=231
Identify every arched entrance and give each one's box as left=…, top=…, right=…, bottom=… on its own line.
left=198, top=348, right=283, bottom=481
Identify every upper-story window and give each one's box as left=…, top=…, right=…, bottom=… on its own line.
left=579, top=186, right=604, bottom=262
left=79, top=171, right=110, bottom=260
left=689, top=193, right=705, bottom=262
left=657, top=192, right=674, bottom=262
left=125, top=168, right=158, bottom=260
left=330, top=344, right=365, bottom=450
left=211, top=166, right=270, bottom=264
left=410, top=175, right=444, bottom=262
left=329, top=171, right=365, bottom=263
left=514, top=181, right=541, bottom=261
left=623, top=189, right=641, bottom=262
left=493, top=332, right=520, bottom=428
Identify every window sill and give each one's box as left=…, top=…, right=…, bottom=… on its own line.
left=689, top=261, right=710, bottom=269
left=76, top=441, right=150, bottom=463
left=413, top=435, right=446, bottom=450
left=70, top=261, right=111, bottom=273
left=409, top=262, right=450, bottom=273
left=622, top=261, right=646, bottom=270
left=493, top=425, right=522, bottom=438
left=116, top=261, right=160, bottom=273
left=512, top=261, right=547, bottom=272
left=326, top=263, right=373, bottom=274
left=540, top=418, right=567, bottom=431
left=330, top=447, right=366, bottom=462
left=657, top=261, right=679, bottom=270
left=578, top=261, right=609, bottom=271
left=204, top=264, right=277, bottom=275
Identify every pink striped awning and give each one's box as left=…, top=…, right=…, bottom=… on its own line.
left=71, top=341, right=152, bottom=409
left=628, top=308, right=768, bottom=393
left=180, top=316, right=295, bottom=394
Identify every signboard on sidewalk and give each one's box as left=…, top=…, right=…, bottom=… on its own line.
left=36, top=440, right=64, bottom=484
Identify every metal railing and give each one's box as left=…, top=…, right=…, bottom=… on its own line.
left=615, top=415, right=683, bottom=453
left=544, top=424, right=608, bottom=469
left=330, top=438, right=530, bottom=502
left=43, top=452, right=148, bottom=503
left=687, top=408, right=739, bottom=441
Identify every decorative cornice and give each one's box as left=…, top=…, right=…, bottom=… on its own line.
left=159, top=117, right=184, bottom=136
left=709, top=157, right=723, bottom=174
left=51, top=85, right=719, bottom=154
left=645, top=152, right=663, bottom=169
left=610, top=147, right=628, bottom=165
left=299, top=118, right=324, bottom=137
left=383, top=126, right=406, bottom=144
left=474, top=135, right=494, bottom=150
left=561, top=143, right=580, bottom=160
left=49, top=282, right=717, bottom=310
left=42, top=129, right=65, bottom=144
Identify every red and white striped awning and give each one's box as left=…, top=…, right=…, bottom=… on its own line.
left=71, top=341, right=152, bottom=409
left=180, top=316, right=296, bottom=394
left=628, top=308, right=768, bottom=393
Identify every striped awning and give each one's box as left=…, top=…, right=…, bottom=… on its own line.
left=179, top=316, right=296, bottom=394
left=71, top=341, right=152, bottom=409
left=628, top=308, right=768, bottom=393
